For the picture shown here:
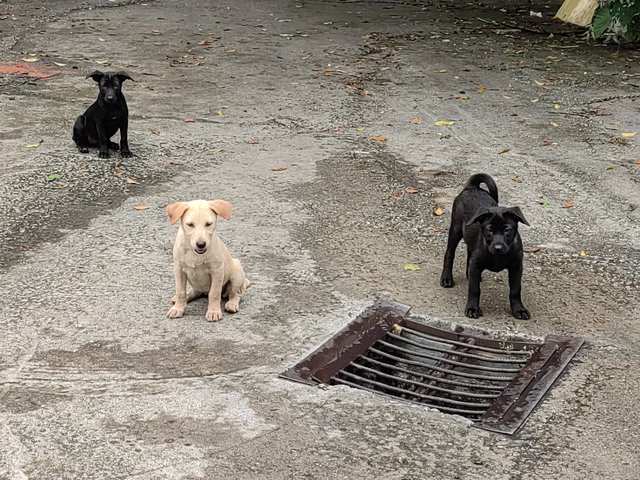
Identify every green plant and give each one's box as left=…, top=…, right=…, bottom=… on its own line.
left=591, top=0, right=640, bottom=42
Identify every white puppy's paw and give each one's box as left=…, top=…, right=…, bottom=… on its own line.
left=206, top=308, right=223, bottom=322
left=167, top=305, right=186, bottom=318
left=225, top=298, right=240, bottom=313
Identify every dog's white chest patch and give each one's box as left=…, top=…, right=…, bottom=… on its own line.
left=184, top=266, right=212, bottom=292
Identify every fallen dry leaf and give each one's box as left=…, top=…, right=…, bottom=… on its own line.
left=475, top=86, right=487, bottom=94
left=439, top=69, right=446, bottom=73
left=635, top=159, right=640, bottom=165
left=523, top=246, right=541, bottom=253
left=434, top=120, right=455, bottom=127
left=370, top=135, right=387, bottom=142
left=433, top=206, right=443, bottom=216
left=184, top=117, right=196, bottom=123
left=150, top=129, right=160, bottom=135
left=554, top=103, right=561, bottom=110
left=579, top=250, right=587, bottom=257
left=497, top=148, right=510, bottom=154
left=404, top=187, right=419, bottom=194
left=512, top=176, right=523, bottom=183
left=606, top=164, right=615, bottom=171
left=452, top=95, right=470, bottom=100
left=79, top=168, right=90, bottom=173
left=561, top=200, right=574, bottom=208
left=621, top=132, right=637, bottom=138
left=214, top=109, right=224, bottom=116
left=126, top=178, right=139, bottom=185
left=133, top=204, right=150, bottom=211
left=593, top=317, right=606, bottom=324
left=410, top=118, right=422, bottom=125
left=550, top=122, right=559, bottom=128
left=530, top=98, right=539, bottom=103
left=403, top=264, right=421, bottom=271
left=389, top=195, right=401, bottom=201
left=271, top=167, right=287, bottom=171
left=245, top=139, right=259, bottom=144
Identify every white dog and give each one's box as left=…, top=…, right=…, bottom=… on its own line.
left=166, top=199, right=250, bottom=322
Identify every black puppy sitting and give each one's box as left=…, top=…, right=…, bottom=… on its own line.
left=440, top=173, right=531, bottom=319
left=73, top=70, right=133, bottom=158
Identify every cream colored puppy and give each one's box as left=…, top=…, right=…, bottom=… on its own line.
left=166, top=199, right=250, bottom=322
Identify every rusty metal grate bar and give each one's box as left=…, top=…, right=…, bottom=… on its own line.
left=280, top=300, right=584, bottom=435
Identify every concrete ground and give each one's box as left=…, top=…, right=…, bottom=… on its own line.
left=1, top=0, right=639, bottom=478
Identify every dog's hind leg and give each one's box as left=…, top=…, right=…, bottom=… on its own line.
left=108, top=141, right=120, bottom=150
left=440, top=221, right=463, bottom=287
left=224, top=259, right=249, bottom=313
left=172, top=289, right=205, bottom=304
left=72, top=116, right=91, bottom=153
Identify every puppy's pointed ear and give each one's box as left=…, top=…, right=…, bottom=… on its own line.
left=86, top=70, right=104, bottom=82
left=208, top=200, right=232, bottom=220
left=505, top=206, right=529, bottom=226
left=116, top=71, right=134, bottom=82
left=466, top=208, right=491, bottom=226
left=167, top=202, right=189, bottom=224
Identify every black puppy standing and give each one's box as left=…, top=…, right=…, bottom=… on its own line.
left=440, top=173, right=531, bottom=319
left=73, top=71, right=133, bottom=158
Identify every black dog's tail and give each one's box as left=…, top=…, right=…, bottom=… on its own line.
left=465, top=173, right=498, bottom=203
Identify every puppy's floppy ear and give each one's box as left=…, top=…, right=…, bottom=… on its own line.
left=86, top=70, right=104, bottom=82
left=505, top=206, right=530, bottom=226
left=208, top=200, right=232, bottom=220
left=167, top=202, right=189, bottom=224
left=466, top=208, right=491, bottom=226
left=116, top=71, right=134, bottom=82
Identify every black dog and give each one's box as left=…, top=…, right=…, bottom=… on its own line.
left=73, top=71, right=133, bottom=158
left=440, top=173, right=530, bottom=319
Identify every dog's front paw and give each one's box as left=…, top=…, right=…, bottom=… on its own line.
left=465, top=306, right=483, bottom=318
left=225, top=298, right=240, bottom=313
left=512, top=306, right=531, bottom=320
left=121, top=150, right=132, bottom=158
left=206, top=308, right=223, bottom=322
left=166, top=304, right=185, bottom=318
left=440, top=271, right=455, bottom=288
left=79, top=147, right=89, bottom=153
left=98, top=150, right=110, bottom=158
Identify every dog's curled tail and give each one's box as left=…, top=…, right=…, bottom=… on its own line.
left=465, top=173, right=498, bottom=203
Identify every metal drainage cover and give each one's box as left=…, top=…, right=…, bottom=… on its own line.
left=280, top=300, right=583, bottom=435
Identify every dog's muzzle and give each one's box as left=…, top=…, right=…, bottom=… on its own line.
left=194, top=241, right=207, bottom=255
left=489, top=244, right=508, bottom=255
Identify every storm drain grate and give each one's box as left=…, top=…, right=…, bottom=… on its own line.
left=280, top=300, right=583, bottom=435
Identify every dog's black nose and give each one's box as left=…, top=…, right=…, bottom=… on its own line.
left=493, top=244, right=504, bottom=252
left=105, top=95, right=115, bottom=102
left=196, top=241, right=206, bottom=249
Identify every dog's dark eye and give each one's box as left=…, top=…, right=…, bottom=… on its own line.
left=186, top=222, right=194, bottom=228
left=504, top=226, right=512, bottom=234
left=205, top=222, right=213, bottom=227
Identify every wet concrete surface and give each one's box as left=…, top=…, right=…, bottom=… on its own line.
left=0, top=0, right=639, bottom=478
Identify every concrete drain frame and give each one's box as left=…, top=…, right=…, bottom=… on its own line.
left=280, top=300, right=584, bottom=435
